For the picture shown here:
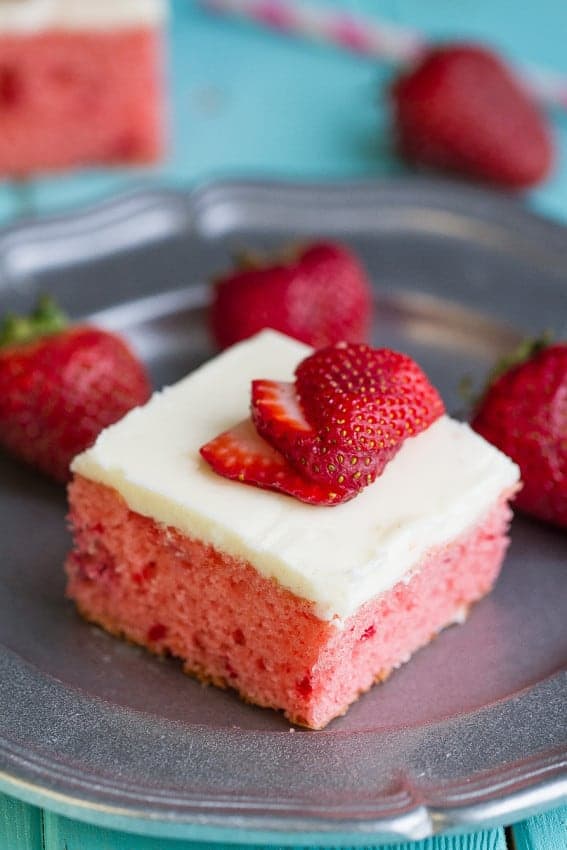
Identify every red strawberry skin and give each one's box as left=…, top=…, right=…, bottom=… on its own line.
left=252, top=344, right=445, bottom=493
left=472, top=343, right=567, bottom=528
left=200, top=420, right=353, bottom=506
left=210, top=242, right=372, bottom=350
left=0, top=326, right=151, bottom=482
left=204, top=344, right=445, bottom=505
left=251, top=378, right=380, bottom=494
left=391, top=44, right=553, bottom=188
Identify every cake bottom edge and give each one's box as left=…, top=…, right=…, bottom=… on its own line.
left=65, top=476, right=515, bottom=729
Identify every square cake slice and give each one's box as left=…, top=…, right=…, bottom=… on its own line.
left=66, top=330, right=520, bottom=728
left=0, top=0, right=165, bottom=176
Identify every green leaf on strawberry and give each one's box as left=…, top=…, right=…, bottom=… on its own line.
left=0, top=297, right=151, bottom=482
left=0, top=295, right=68, bottom=348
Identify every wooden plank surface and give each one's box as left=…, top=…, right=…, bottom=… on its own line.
left=0, top=792, right=513, bottom=849
left=0, top=793, right=42, bottom=850
left=511, top=805, right=567, bottom=850
left=3, top=791, right=567, bottom=849
left=41, top=805, right=507, bottom=850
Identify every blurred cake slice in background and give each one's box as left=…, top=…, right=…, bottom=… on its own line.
left=0, top=0, right=166, bottom=176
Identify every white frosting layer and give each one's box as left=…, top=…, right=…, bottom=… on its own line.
left=0, top=0, right=166, bottom=32
left=72, top=330, right=520, bottom=622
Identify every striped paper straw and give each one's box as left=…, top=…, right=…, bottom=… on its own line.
left=200, top=0, right=567, bottom=111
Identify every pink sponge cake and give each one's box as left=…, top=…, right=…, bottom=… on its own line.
left=66, top=331, right=520, bottom=728
left=0, top=0, right=165, bottom=176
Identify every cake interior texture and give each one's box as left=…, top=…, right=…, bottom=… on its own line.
left=0, top=28, right=163, bottom=175
left=66, top=476, right=514, bottom=729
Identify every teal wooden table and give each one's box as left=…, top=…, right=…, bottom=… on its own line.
left=1, top=795, right=567, bottom=850
left=0, top=1, right=566, bottom=848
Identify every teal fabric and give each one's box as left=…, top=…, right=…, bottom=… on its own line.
left=0, top=1, right=565, bottom=847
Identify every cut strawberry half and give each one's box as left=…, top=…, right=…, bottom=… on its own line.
left=251, top=344, right=445, bottom=493
left=199, top=420, right=355, bottom=506
left=202, top=343, right=445, bottom=506
left=251, top=378, right=381, bottom=492
left=295, top=343, right=444, bottom=451
left=251, top=379, right=313, bottom=451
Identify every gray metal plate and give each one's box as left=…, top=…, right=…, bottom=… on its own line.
left=0, top=179, right=565, bottom=844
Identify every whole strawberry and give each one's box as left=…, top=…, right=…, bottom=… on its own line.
left=472, top=340, right=567, bottom=528
left=391, top=44, right=553, bottom=188
left=0, top=297, right=151, bottom=482
left=210, top=241, right=372, bottom=350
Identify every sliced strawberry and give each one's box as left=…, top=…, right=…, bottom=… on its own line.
left=251, top=377, right=381, bottom=492
left=251, top=379, right=313, bottom=452
left=199, top=420, right=355, bottom=506
left=203, top=344, right=445, bottom=505
left=296, top=343, right=444, bottom=449
left=250, top=344, right=444, bottom=494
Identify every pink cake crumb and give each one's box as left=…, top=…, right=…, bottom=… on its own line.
left=65, top=476, right=514, bottom=728
left=0, top=28, right=163, bottom=176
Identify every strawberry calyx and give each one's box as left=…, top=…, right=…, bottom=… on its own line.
left=471, top=333, right=555, bottom=414
left=231, top=243, right=305, bottom=272
left=459, top=335, right=554, bottom=415
left=487, top=333, right=553, bottom=387
left=0, top=295, right=68, bottom=349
